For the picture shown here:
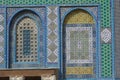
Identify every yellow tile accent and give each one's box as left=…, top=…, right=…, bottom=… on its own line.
left=64, top=9, right=95, bottom=24
left=66, top=67, right=93, bottom=75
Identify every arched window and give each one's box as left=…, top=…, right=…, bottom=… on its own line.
left=9, top=10, right=44, bottom=68
left=63, top=9, right=96, bottom=79
left=16, top=17, right=38, bottom=62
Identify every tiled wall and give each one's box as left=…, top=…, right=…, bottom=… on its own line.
left=63, top=9, right=96, bottom=79
left=0, top=0, right=114, bottom=79
left=0, top=8, right=5, bottom=68
left=47, top=6, right=59, bottom=67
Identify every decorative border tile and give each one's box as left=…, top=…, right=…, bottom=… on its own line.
left=66, top=27, right=93, bottom=64
left=6, top=7, right=46, bottom=24
left=0, top=25, right=4, bottom=32
left=0, top=13, right=4, bottom=65
left=0, top=0, right=114, bottom=79
left=60, top=6, right=98, bottom=21
left=66, top=67, right=93, bottom=75
left=101, top=28, right=111, bottom=43
left=61, top=8, right=97, bottom=79
left=0, top=15, right=4, bottom=22
left=101, top=44, right=112, bottom=77
left=0, top=56, right=3, bottom=63
left=7, top=7, right=46, bottom=68
left=47, top=6, right=59, bottom=64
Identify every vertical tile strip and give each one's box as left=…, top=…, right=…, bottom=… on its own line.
left=47, top=6, right=59, bottom=67
left=101, top=44, right=112, bottom=77
left=101, top=28, right=112, bottom=78
left=0, top=8, right=5, bottom=68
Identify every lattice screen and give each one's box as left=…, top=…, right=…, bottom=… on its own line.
left=16, top=17, right=38, bottom=62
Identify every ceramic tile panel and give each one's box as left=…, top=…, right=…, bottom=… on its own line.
left=0, top=12, right=5, bottom=67
left=47, top=6, right=59, bottom=66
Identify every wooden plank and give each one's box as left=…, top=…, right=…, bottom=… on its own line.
left=0, top=69, right=58, bottom=77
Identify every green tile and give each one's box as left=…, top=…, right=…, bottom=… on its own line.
left=101, top=44, right=112, bottom=77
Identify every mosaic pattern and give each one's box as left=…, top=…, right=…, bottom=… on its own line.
left=8, top=7, right=45, bottom=68
left=47, top=6, right=58, bottom=63
left=66, top=27, right=93, bottom=63
left=0, top=36, right=4, bottom=42
left=0, top=8, right=4, bottom=13
left=6, top=7, right=46, bottom=24
left=65, top=10, right=94, bottom=24
left=66, top=67, right=93, bottom=75
left=0, top=15, right=4, bottom=22
left=0, top=0, right=111, bottom=26
left=0, top=0, right=113, bottom=79
left=0, top=46, right=4, bottom=52
left=0, top=14, right=4, bottom=64
left=63, top=9, right=96, bottom=79
left=23, top=30, right=31, bottom=55
left=101, top=44, right=112, bottom=77
left=16, top=17, right=38, bottom=62
left=64, top=9, right=95, bottom=24
left=86, top=7, right=98, bottom=18
left=60, top=6, right=97, bottom=20
left=0, top=24, right=4, bottom=32
left=0, top=56, right=3, bottom=63
left=101, top=28, right=111, bottom=43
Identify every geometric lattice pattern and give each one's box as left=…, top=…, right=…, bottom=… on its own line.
left=0, top=55, right=3, bottom=63
left=0, top=15, right=4, bottom=22
left=16, top=17, right=38, bottom=62
left=0, top=0, right=111, bottom=27
left=0, top=0, right=113, bottom=79
left=0, top=25, right=4, bottom=32
left=60, top=6, right=98, bottom=21
left=0, top=14, right=4, bottom=64
left=64, top=10, right=95, bottom=24
left=7, top=7, right=46, bottom=68
left=66, top=67, right=93, bottom=75
left=23, top=30, right=31, bottom=55
left=101, top=44, right=112, bottom=77
left=47, top=6, right=58, bottom=63
left=63, top=9, right=96, bottom=79
left=66, top=27, right=93, bottom=64
left=101, top=28, right=111, bottom=43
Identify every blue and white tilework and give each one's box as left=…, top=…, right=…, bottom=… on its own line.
left=60, top=6, right=97, bottom=20
left=7, top=7, right=46, bottom=68
left=101, top=28, right=111, bottom=43
left=0, top=36, right=4, bottom=42
left=0, top=14, right=4, bottom=65
left=6, top=7, right=46, bottom=24
left=0, top=56, right=3, bottom=63
left=0, top=15, right=4, bottom=22
left=47, top=6, right=59, bottom=64
left=0, top=22, right=4, bottom=32
left=61, top=7, right=97, bottom=79
left=66, top=27, right=93, bottom=64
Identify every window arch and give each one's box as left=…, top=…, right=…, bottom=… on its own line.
left=16, top=17, right=38, bottom=62
left=62, top=9, right=96, bottom=79
left=9, top=10, right=44, bottom=68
